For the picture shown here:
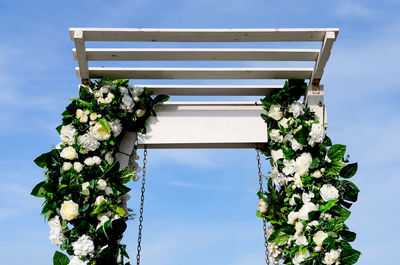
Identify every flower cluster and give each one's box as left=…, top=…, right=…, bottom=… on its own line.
left=257, top=80, right=361, bottom=265
left=32, top=79, right=169, bottom=265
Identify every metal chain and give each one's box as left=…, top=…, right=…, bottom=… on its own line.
left=136, top=145, right=147, bottom=265
left=257, top=149, right=270, bottom=264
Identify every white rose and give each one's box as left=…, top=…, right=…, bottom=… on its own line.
left=82, top=182, right=90, bottom=191
left=95, top=195, right=106, bottom=206
left=294, top=153, right=313, bottom=176
left=313, top=231, right=328, bottom=246
left=295, top=235, right=308, bottom=246
left=308, top=123, right=326, bottom=146
left=74, top=162, right=84, bottom=172
left=298, top=202, right=318, bottom=221
left=293, top=250, right=310, bottom=265
left=269, top=129, right=283, bottom=143
left=288, top=102, right=304, bottom=118
left=97, top=179, right=107, bottom=190
left=60, top=146, right=77, bottom=160
left=323, top=249, right=341, bottom=265
left=313, top=169, right=322, bottom=178
left=90, top=122, right=111, bottom=141
left=105, top=187, right=113, bottom=195
left=77, top=133, right=100, bottom=153
left=295, top=222, right=304, bottom=233
left=320, top=184, right=339, bottom=202
left=63, top=162, right=73, bottom=171
left=120, top=94, right=134, bottom=111
left=257, top=199, right=267, bottom=213
left=287, top=211, right=299, bottom=224
left=60, top=124, right=77, bottom=145
left=72, top=235, right=95, bottom=258
left=291, top=138, right=304, bottom=151
left=90, top=113, right=97, bottom=121
left=69, top=256, right=88, bottom=265
left=60, top=200, right=79, bottom=221
left=48, top=216, right=64, bottom=246
left=267, top=104, right=283, bottom=121
left=271, top=149, right=284, bottom=162
left=136, top=109, right=146, bottom=117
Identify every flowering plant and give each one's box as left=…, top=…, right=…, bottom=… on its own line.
left=31, top=79, right=169, bottom=265
left=257, top=80, right=361, bottom=265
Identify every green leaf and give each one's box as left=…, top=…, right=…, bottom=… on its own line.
left=153, top=94, right=170, bottom=103
left=268, top=226, right=295, bottom=246
left=294, top=127, right=309, bottom=145
left=325, top=218, right=344, bottom=233
left=119, top=168, right=136, bottom=184
left=340, top=163, right=358, bottom=179
left=31, top=181, right=46, bottom=197
left=340, top=241, right=361, bottom=264
left=309, top=157, right=320, bottom=169
left=34, top=149, right=62, bottom=169
left=69, top=98, right=92, bottom=108
left=326, top=160, right=346, bottom=176
left=319, top=199, right=339, bottom=212
left=339, top=230, right=357, bottom=242
left=91, top=200, right=107, bottom=215
left=97, top=118, right=110, bottom=134
left=110, top=205, right=126, bottom=217
left=328, top=144, right=346, bottom=162
left=340, top=180, right=360, bottom=202
left=53, top=251, right=70, bottom=265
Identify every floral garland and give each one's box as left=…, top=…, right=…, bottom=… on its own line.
left=31, top=79, right=169, bottom=265
left=256, top=80, right=361, bottom=265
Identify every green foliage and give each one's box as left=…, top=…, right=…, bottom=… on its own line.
left=53, top=251, right=70, bottom=265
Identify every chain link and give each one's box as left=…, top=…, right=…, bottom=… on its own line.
left=136, top=145, right=147, bottom=265
left=257, top=149, right=270, bottom=264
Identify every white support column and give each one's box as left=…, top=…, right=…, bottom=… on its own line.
left=305, top=84, right=326, bottom=124
left=115, top=131, right=137, bottom=168
left=73, top=30, right=90, bottom=80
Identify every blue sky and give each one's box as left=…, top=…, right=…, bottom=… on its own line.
left=0, top=0, right=399, bottom=264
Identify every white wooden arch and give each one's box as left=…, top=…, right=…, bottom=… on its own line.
left=70, top=28, right=338, bottom=164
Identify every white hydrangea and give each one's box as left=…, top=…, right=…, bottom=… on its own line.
left=293, top=249, right=310, bottom=265
left=266, top=226, right=282, bottom=264
left=271, top=149, right=284, bottom=162
left=313, top=231, right=328, bottom=246
left=60, top=200, right=79, bottom=221
left=48, top=216, right=64, bottom=246
left=120, top=94, right=134, bottom=111
left=291, top=138, right=304, bottom=151
left=69, top=256, right=88, bottom=265
left=74, top=162, right=84, bottom=173
left=60, top=124, right=77, bottom=145
left=72, top=234, right=95, bottom=258
left=97, top=179, right=107, bottom=190
left=320, top=184, right=340, bottom=202
left=267, top=104, right=283, bottom=121
left=323, top=249, right=341, bottom=265
left=269, top=129, right=283, bottom=142
left=109, top=119, right=123, bottom=137
left=294, top=153, right=313, bottom=176
left=308, top=123, right=326, bottom=146
left=298, top=202, right=318, bottom=221
left=288, top=102, right=305, bottom=118
left=90, top=122, right=111, bottom=141
left=282, top=159, right=295, bottom=175
left=60, top=146, right=77, bottom=160
left=77, top=133, right=100, bottom=153
left=257, top=199, right=267, bottom=213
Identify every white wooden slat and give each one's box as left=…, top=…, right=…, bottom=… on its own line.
left=79, top=67, right=313, bottom=79
left=136, top=101, right=268, bottom=149
left=74, top=48, right=319, bottom=61
left=310, top=31, right=336, bottom=83
left=133, top=84, right=283, bottom=96
left=69, top=28, right=339, bottom=42
left=73, top=30, right=89, bottom=79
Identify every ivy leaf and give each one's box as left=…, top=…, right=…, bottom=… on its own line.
left=97, top=118, right=110, bottom=134
left=328, top=144, right=346, bottom=162
left=31, top=181, right=46, bottom=197
left=53, top=251, right=70, bottom=265
left=340, top=163, right=358, bottom=179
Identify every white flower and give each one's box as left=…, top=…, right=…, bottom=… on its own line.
left=120, top=86, right=129, bottom=95
left=48, top=216, right=64, bottom=246
left=104, top=93, right=115, bottom=104
left=72, top=235, right=95, bottom=258
left=74, top=162, right=84, bottom=173
left=55, top=142, right=63, bottom=149
left=288, top=102, right=304, bottom=118
left=321, top=213, right=332, bottom=220
left=293, top=174, right=303, bottom=189
left=90, top=121, right=111, bottom=141
left=288, top=211, right=299, bottom=224
left=97, top=179, right=107, bottom=190
left=133, top=96, right=140, bottom=102
left=325, top=154, right=332, bottom=163
left=295, top=222, right=304, bottom=233
left=257, top=199, right=267, bottom=213
left=82, top=182, right=90, bottom=191
left=79, top=115, right=88, bottom=123
left=283, top=159, right=295, bottom=175
left=295, top=235, right=308, bottom=246
left=313, top=169, right=322, bottom=178
left=302, top=192, right=315, bottom=204
left=105, top=186, right=113, bottom=195
left=294, top=153, right=313, bottom=176
left=271, top=149, right=284, bottom=162
left=97, top=98, right=105, bottom=104
left=105, top=152, right=114, bottom=164
left=69, top=256, right=88, bottom=265
left=132, top=86, right=144, bottom=97
left=313, top=231, right=328, bottom=246
left=323, top=249, right=341, bottom=265
left=308, top=123, right=326, bottom=146
left=267, top=242, right=282, bottom=264
left=136, top=109, right=146, bottom=117
left=120, top=94, right=134, bottom=111
left=291, top=138, right=304, bottom=151
left=267, top=104, right=283, bottom=121
left=269, top=168, right=285, bottom=187
left=60, top=124, right=77, bottom=145
left=320, top=184, right=340, bottom=202
left=298, top=202, right=318, bottom=221
left=109, top=119, right=122, bottom=137
left=269, top=129, right=283, bottom=142
left=84, top=156, right=102, bottom=166
left=76, top=109, right=84, bottom=118
left=97, top=215, right=110, bottom=229
left=60, top=200, right=79, bottom=221
left=293, top=249, right=310, bottom=265
left=289, top=194, right=300, bottom=206
left=100, top=86, right=110, bottom=93
left=90, top=112, right=97, bottom=121
left=95, top=195, right=106, bottom=206
left=77, top=133, right=100, bottom=153
left=63, top=162, right=73, bottom=171
left=60, top=146, right=77, bottom=160
left=94, top=91, right=103, bottom=98
left=278, top=117, right=291, bottom=129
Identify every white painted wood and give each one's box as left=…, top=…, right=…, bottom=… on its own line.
left=310, top=31, right=336, bottom=83
left=69, top=28, right=339, bottom=42
left=118, top=131, right=137, bottom=154
left=305, top=84, right=325, bottom=123
left=133, top=84, right=283, bottom=96
left=115, top=152, right=130, bottom=168
left=79, top=67, right=313, bottom=79
left=136, top=102, right=268, bottom=148
left=74, top=48, right=319, bottom=61
left=72, top=30, right=89, bottom=79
